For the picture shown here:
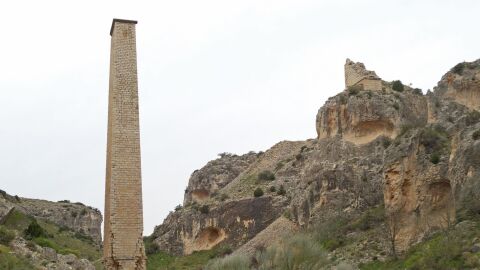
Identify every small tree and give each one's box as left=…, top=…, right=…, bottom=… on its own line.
left=258, top=170, right=275, bottom=181
left=0, top=226, right=15, bottom=245
left=385, top=207, right=401, bottom=259
left=199, top=205, right=209, bottom=214
left=254, top=188, right=264, bottom=197
left=24, top=220, right=46, bottom=239
left=392, top=80, right=404, bottom=92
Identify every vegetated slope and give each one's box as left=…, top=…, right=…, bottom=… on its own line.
left=0, top=190, right=102, bottom=269
left=149, top=59, right=480, bottom=269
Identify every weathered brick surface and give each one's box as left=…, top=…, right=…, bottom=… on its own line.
left=103, top=19, right=146, bottom=270
left=345, top=58, right=382, bottom=91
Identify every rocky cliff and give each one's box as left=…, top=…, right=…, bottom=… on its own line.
left=0, top=190, right=102, bottom=269
left=0, top=191, right=102, bottom=244
left=150, top=59, right=480, bottom=266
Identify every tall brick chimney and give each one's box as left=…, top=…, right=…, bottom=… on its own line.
left=103, top=19, right=146, bottom=270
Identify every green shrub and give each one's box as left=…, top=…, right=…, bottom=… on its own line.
left=466, top=110, right=480, bottom=126
left=452, top=62, right=465, bottom=75
left=0, top=226, right=15, bottom=245
left=382, top=138, right=392, bottom=148
left=430, top=153, right=440, bottom=164
left=255, top=233, right=328, bottom=269
left=392, top=80, right=404, bottom=92
left=258, top=170, right=275, bottom=181
left=199, top=205, right=209, bottom=214
left=71, top=211, right=78, bottom=218
left=413, top=88, right=423, bottom=95
left=205, top=254, right=250, bottom=270
left=174, top=204, right=183, bottom=211
left=420, top=127, right=449, bottom=153
left=473, top=130, right=480, bottom=140
left=392, top=102, right=400, bottom=110
left=80, top=209, right=87, bottom=216
left=24, top=220, right=46, bottom=240
left=33, top=237, right=58, bottom=250
left=277, top=185, right=286, bottom=196
left=269, top=186, right=276, bottom=192
left=143, top=236, right=160, bottom=255
left=457, top=179, right=480, bottom=221
left=275, top=161, right=284, bottom=171
left=348, top=85, right=362, bottom=96
left=254, top=188, right=264, bottom=197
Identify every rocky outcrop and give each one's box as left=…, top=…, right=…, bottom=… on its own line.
left=153, top=197, right=285, bottom=255
left=316, top=88, right=427, bottom=144
left=435, top=60, right=480, bottom=110
left=184, top=152, right=258, bottom=205
left=0, top=191, right=102, bottom=244
left=10, top=236, right=96, bottom=270
left=151, top=58, right=480, bottom=262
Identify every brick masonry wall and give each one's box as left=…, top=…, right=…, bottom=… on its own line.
left=104, top=20, right=146, bottom=270
left=345, top=63, right=365, bottom=88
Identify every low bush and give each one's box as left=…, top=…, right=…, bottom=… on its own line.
left=258, top=170, right=275, bottom=181
left=143, top=236, right=160, bottom=255
left=205, top=254, right=250, bottom=270
left=277, top=185, right=286, bottom=196
left=199, top=205, right=210, bottom=214
left=24, top=220, right=46, bottom=240
left=254, top=188, right=264, bottom=197
left=413, top=88, right=423, bottom=95
left=174, top=204, right=183, bottom=211
left=466, top=110, right=480, bottom=126
left=430, top=153, right=440, bottom=164
left=348, top=85, right=362, bottom=96
left=420, top=127, right=448, bottom=151
left=473, top=130, right=480, bottom=140
left=0, top=226, right=15, bottom=245
left=452, top=62, right=465, bottom=75
left=255, top=233, right=328, bottom=269
left=392, top=80, right=404, bottom=92
left=269, top=186, right=276, bottom=193
left=382, top=137, right=392, bottom=148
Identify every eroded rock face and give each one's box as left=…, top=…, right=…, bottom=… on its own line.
left=435, top=60, right=480, bottom=110
left=10, top=236, right=96, bottom=270
left=0, top=191, right=102, bottom=244
left=316, top=89, right=427, bottom=144
left=383, top=134, right=455, bottom=251
left=152, top=197, right=284, bottom=255
left=151, top=58, right=480, bottom=260
left=184, top=152, right=258, bottom=205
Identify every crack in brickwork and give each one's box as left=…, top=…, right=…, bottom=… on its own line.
left=103, top=19, right=146, bottom=270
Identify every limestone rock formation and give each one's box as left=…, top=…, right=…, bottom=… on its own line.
left=151, top=58, right=480, bottom=264
left=0, top=191, right=102, bottom=244
left=10, top=237, right=96, bottom=270
left=435, top=60, right=480, bottom=111
left=183, top=152, right=258, bottom=205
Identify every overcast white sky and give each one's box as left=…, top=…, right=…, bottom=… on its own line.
left=0, top=0, right=478, bottom=235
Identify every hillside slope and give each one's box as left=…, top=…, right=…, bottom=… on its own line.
left=149, top=59, right=480, bottom=269
left=0, top=190, right=102, bottom=269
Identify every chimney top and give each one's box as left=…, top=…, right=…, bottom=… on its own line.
left=110, top=19, right=138, bottom=36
